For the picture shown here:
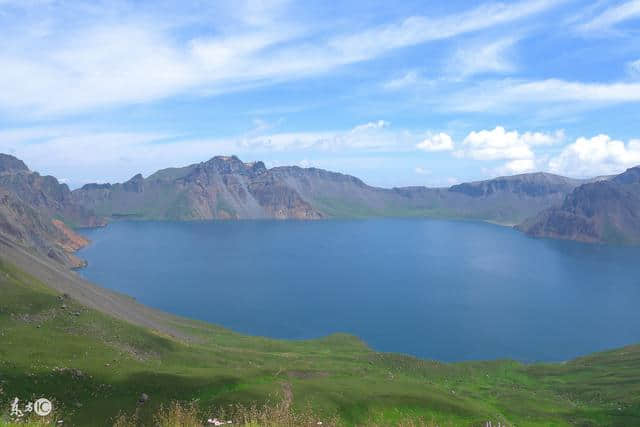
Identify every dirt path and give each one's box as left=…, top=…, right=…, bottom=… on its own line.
left=280, top=382, right=293, bottom=410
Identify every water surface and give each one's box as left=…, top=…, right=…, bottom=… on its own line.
left=78, top=219, right=640, bottom=362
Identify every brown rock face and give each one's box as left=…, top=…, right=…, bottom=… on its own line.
left=0, top=154, right=103, bottom=267
left=52, top=219, right=89, bottom=252
left=518, top=166, right=640, bottom=244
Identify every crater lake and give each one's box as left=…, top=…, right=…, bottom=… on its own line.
left=77, top=219, right=640, bottom=362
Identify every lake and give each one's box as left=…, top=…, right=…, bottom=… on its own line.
left=77, top=219, right=640, bottom=362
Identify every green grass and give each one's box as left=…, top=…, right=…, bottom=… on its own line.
left=1, top=259, right=639, bottom=426
left=312, top=197, right=462, bottom=220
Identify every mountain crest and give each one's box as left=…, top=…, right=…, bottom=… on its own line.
left=199, top=155, right=267, bottom=177
left=612, top=166, right=640, bottom=185
left=0, top=153, right=29, bottom=174
left=123, top=173, right=144, bottom=192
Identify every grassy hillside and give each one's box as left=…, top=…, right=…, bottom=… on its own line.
left=1, top=260, right=640, bottom=426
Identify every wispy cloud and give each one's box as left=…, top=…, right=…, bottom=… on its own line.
left=577, top=0, right=640, bottom=33
left=382, top=71, right=425, bottom=91
left=0, top=0, right=562, bottom=117
left=447, top=38, right=518, bottom=77
left=442, top=78, right=640, bottom=112
left=329, top=0, right=560, bottom=62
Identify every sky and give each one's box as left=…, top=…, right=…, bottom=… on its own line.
left=0, top=0, right=639, bottom=189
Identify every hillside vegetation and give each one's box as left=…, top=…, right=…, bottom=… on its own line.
left=1, top=259, right=640, bottom=426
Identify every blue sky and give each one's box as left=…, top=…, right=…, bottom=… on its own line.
left=0, top=0, right=639, bottom=188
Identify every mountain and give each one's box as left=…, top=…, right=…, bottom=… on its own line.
left=518, top=166, right=640, bottom=244
left=72, top=156, right=321, bottom=220
left=0, top=154, right=104, bottom=267
left=72, top=155, right=587, bottom=225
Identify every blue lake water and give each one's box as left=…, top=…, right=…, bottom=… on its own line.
left=77, top=219, right=640, bottom=362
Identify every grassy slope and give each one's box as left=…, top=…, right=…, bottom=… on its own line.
left=1, top=260, right=640, bottom=426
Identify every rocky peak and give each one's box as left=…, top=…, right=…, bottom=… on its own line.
left=197, top=156, right=267, bottom=178
left=246, top=161, right=267, bottom=176
left=0, top=153, right=29, bottom=174
left=203, top=156, right=246, bottom=174
left=123, top=173, right=144, bottom=192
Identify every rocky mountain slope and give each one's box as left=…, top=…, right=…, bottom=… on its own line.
left=519, top=166, right=640, bottom=244
left=0, top=154, right=104, bottom=267
left=72, top=155, right=588, bottom=225
left=72, top=156, right=321, bottom=220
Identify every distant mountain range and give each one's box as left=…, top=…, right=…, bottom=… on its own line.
left=0, top=152, right=638, bottom=267
left=71, top=154, right=592, bottom=224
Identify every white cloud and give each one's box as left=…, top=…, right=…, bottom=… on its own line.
left=548, top=134, right=640, bottom=177
left=240, top=120, right=415, bottom=152
left=458, top=126, right=563, bottom=161
left=330, top=0, right=560, bottom=62
left=577, top=0, right=640, bottom=32
left=521, top=130, right=565, bottom=146
left=351, top=120, right=390, bottom=132
left=443, top=78, right=640, bottom=112
left=454, top=126, right=563, bottom=176
left=0, top=0, right=562, bottom=116
left=448, top=38, right=517, bottom=77
left=501, top=159, right=537, bottom=174
left=414, top=167, right=431, bottom=175
left=416, top=133, right=454, bottom=152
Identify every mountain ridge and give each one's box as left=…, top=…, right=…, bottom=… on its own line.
left=519, top=166, right=640, bottom=244
left=70, top=154, right=591, bottom=226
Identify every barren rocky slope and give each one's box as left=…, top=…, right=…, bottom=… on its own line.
left=0, top=154, right=104, bottom=267
left=72, top=156, right=321, bottom=220
left=519, top=166, right=640, bottom=244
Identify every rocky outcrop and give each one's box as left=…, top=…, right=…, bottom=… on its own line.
left=0, top=154, right=29, bottom=173
left=518, top=166, right=640, bottom=244
left=0, top=154, right=104, bottom=267
left=0, top=189, right=85, bottom=267
left=0, top=157, right=105, bottom=228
